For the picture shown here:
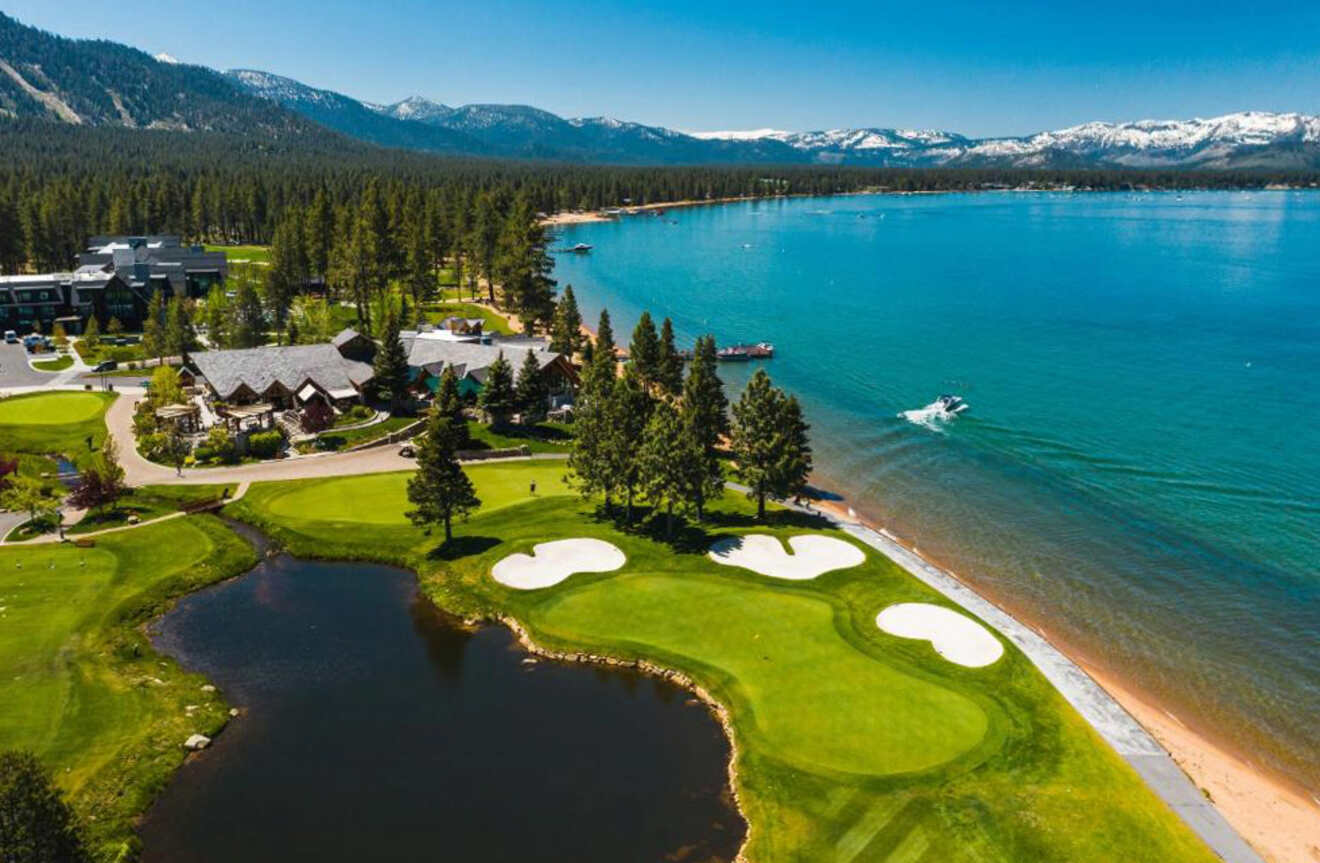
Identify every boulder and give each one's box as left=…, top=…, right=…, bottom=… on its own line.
left=184, top=734, right=211, bottom=751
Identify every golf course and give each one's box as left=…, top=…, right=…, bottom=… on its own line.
left=226, top=468, right=1221, bottom=863
left=0, top=390, right=1220, bottom=861
left=0, top=390, right=113, bottom=466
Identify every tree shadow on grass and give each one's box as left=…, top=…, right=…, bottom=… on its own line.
left=425, top=535, right=502, bottom=561
left=595, top=503, right=836, bottom=555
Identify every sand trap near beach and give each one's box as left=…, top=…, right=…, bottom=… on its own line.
left=708, top=534, right=866, bottom=580
left=876, top=603, right=1004, bottom=668
left=491, top=538, right=626, bottom=590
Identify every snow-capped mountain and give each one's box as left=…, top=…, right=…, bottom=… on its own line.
left=696, top=113, right=1320, bottom=168
left=374, top=95, right=454, bottom=123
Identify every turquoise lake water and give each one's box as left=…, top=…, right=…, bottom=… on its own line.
left=551, top=191, right=1320, bottom=795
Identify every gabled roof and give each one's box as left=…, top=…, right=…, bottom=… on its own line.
left=331, top=327, right=364, bottom=348
left=401, top=333, right=560, bottom=378
left=191, top=343, right=374, bottom=401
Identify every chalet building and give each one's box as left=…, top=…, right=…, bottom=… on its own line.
left=402, top=331, right=577, bottom=402
left=190, top=329, right=375, bottom=410
left=0, top=236, right=227, bottom=334
left=79, top=236, right=227, bottom=302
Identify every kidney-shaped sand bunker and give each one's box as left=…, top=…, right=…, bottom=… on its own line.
left=707, top=534, right=866, bottom=581
left=876, top=603, right=1004, bottom=668
left=492, top=538, right=627, bottom=590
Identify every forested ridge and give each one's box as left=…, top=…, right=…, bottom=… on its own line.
left=3, top=119, right=1317, bottom=274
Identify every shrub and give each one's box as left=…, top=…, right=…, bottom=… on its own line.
left=195, top=426, right=237, bottom=465
left=247, top=429, right=284, bottom=459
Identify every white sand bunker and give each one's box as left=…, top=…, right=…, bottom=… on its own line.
left=876, top=603, right=1004, bottom=668
left=491, top=538, right=626, bottom=590
left=708, top=534, right=865, bottom=581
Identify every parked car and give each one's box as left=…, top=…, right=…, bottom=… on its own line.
left=92, top=360, right=118, bottom=373
left=3, top=330, right=16, bottom=344
left=398, top=443, right=416, bottom=458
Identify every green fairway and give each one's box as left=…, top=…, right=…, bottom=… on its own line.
left=225, top=466, right=1220, bottom=863
left=258, top=462, right=570, bottom=525
left=0, top=391, right=106, bottom=424
left=204, top=243, right=270, bottom=265
left=0, top=391, right=114, bottom=465
left=537, top=573, right=988, bottom=775
left=0, top=516, right=256, bottom=857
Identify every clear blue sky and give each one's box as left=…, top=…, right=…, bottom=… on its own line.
left=6, top=0, right=1319, bottom=136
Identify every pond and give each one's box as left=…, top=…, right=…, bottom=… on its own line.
left=138, top=551, right=743, bottom=862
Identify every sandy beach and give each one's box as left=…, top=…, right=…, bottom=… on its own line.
left=809, top=498, right=1319, bottom=863
left=541, top=194, right=807, bottom=226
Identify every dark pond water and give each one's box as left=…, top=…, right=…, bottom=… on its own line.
left=139, top=553, right=743, bottom=862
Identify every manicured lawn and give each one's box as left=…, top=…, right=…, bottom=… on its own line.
left=226, top=468, right=1220, bottom=863
left=204, top=243, right=270, bottom=265
left=256, top=462, right=570, bottom=526
left=64, top=484, right=237, bottom=535
left=32, top=354, right=74, bottom=372
left=0, top=516, right=256, bottom=858
left=0, top=391, right=114, bottom=465
left=428, top=302, right=513, bottom=334
left=466, top=420, right=573, bottom=453
left=311, top=416, right=417, bottom=451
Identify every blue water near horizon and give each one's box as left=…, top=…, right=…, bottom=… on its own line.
left=551, top=191, right=1320, bottom=794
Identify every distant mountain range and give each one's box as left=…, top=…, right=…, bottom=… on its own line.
left=2, top=11, right=1318, bottom=170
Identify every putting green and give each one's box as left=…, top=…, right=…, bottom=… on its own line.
left=0, top=391, right=106, bottom=425
left=534, top=573, right=988, bottom=776
left=261, top=462, right=571, bottom=525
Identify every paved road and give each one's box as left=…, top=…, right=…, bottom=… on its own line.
left=105, top=388, right=419, bottom=487
left=0, top=343, right=56, bottom=389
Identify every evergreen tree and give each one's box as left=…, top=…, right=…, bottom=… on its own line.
left=629, top=311, right=660, bottom=386
left=595, top=308, right=615, bottom=363
left=142, top=293, right=165, bottom=362
left=164, top=295, right=196, bottom=359
left=730, top=369, right=811, bottom=518
left=228, top=266, right=265, bottom=348
left=82, top=315, right=100, bottom=349
left=304, top=188, right=333, bottom=278
left=432, top=366, right=470, bottom=449
left=478, top=351, right=516, bottom=426
left=549, top=284, right=584, bottom=357
left=406, top=403, right=481, bottom=543
left=656, top=317, right=683, bottom=395
left=106, top=316, right=123, bottom=336
left=0, top=750, right=91, bottom=863
left=515, top=349, right=550, bottom=423
left=202, top=285, right=229, bottom=348
left=681, top=335, right=729, bottom=520
left=638, top=400, right=703, bottom=538
left=51, top=322, right=69, bottom=353
left=265, top=210, right=307, bottom=343
left=371, top=310, right=411, bottom=411
left=605, top=365, right=653, bottom=523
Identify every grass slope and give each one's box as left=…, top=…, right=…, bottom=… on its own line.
left=0, top=515, right=257, bottom=859
left=227, top=466, right=1219, bottom=863
left=0, top=391, right=115, bottom=467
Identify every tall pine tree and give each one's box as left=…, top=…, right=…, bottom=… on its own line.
left=406, top=403, right=480, bottom=543
left=372, top=310, right=411, bottom=411
left=629, top=311, right=660, bottom=387
left=656, top=317, right=683, bottom=395
left=478, top=351, right=516, bottom=426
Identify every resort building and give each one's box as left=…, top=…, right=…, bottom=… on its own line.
left=402, top=329, right=578, bottom=402
left=189, top=329, right=375, bottom=410
left=0, top=236, right=228, bottom=334
left=78, top=236, right=227, bottom=302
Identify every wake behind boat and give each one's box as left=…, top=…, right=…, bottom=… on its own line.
left=899, top=394, right=969, bottom=429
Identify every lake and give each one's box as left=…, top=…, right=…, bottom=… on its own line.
left=139, top=552, right=743, bottom=862
left=551, top=190, right=1320, bottom=795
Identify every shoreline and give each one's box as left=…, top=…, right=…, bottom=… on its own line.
left=541, top=185, right=1318, bottom=226
left=809, top=497, right=1318, bottom=863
